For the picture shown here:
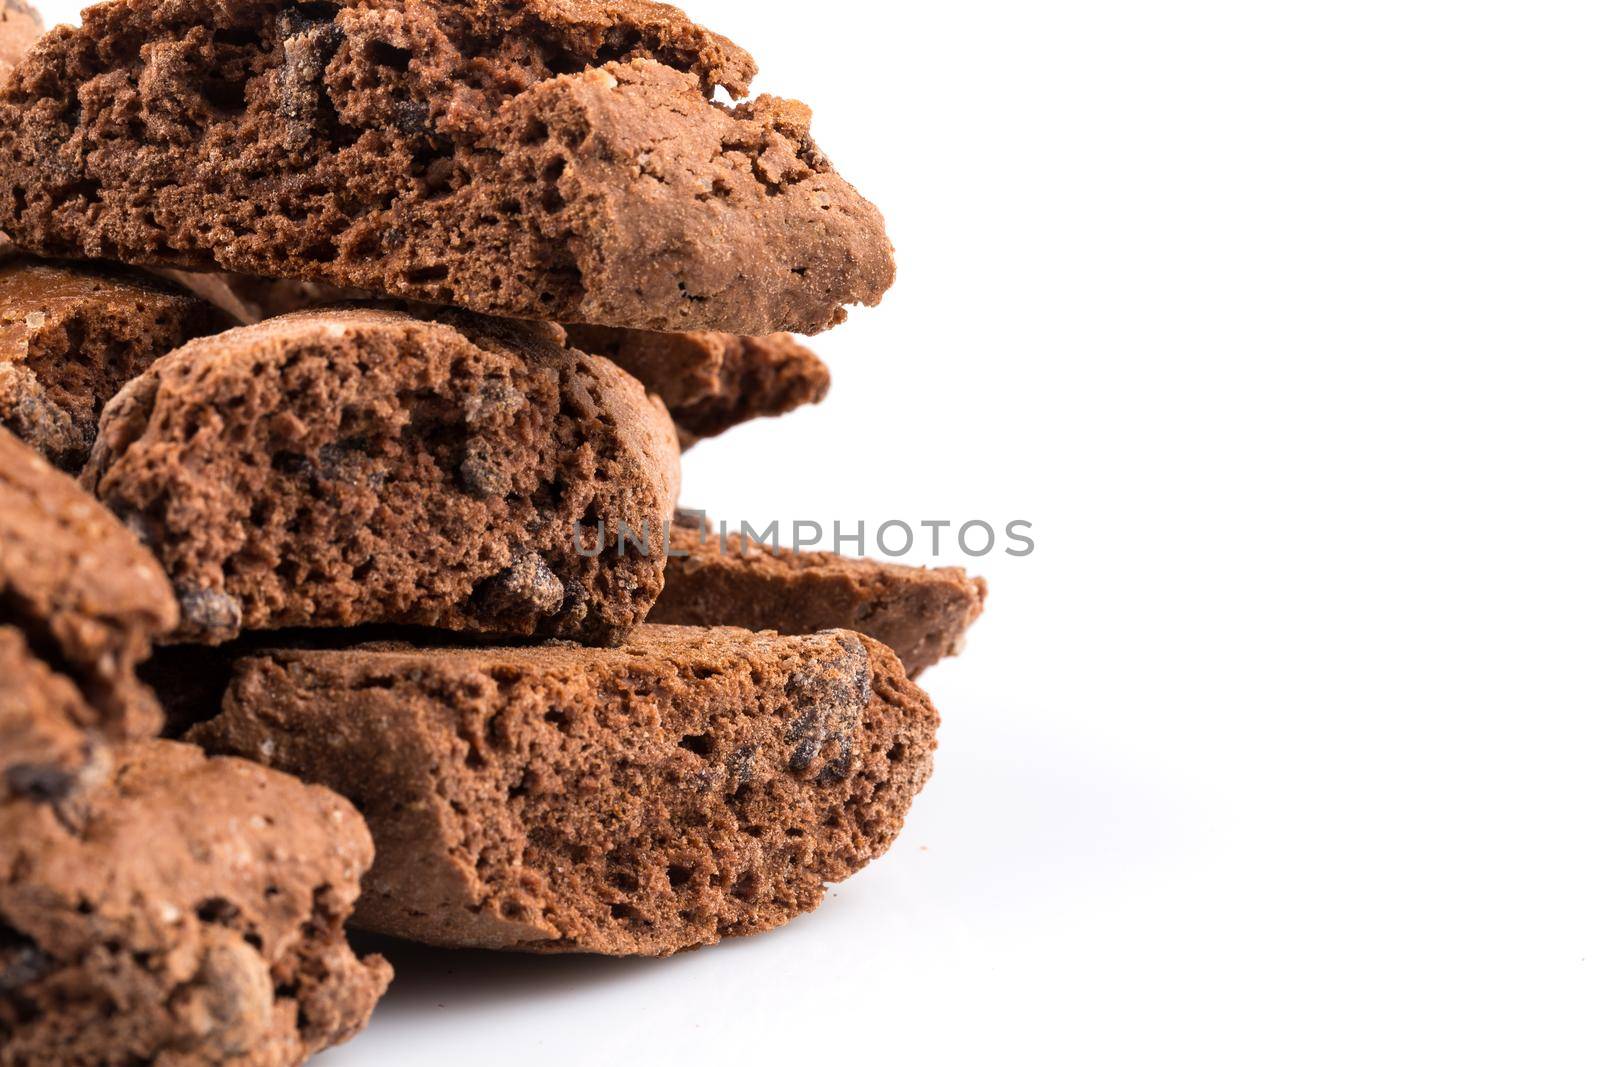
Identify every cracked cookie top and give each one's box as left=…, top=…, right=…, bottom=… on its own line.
left=0, top=0, right=893, bottom=333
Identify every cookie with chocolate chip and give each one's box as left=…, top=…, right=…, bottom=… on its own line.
left=0, top=740, right=391, bottom=1064
left=0, top=0, right=894, bottom=334
left=83, top=307, right=679, bottom=645
left=653, top=512, right=987, bottom=675
left=191, top=625, right=939, bottom=957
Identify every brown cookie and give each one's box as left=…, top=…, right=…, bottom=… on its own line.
left=0, top=739, right=391, bottom=1065
left=190, top=625, right=939, bottom=957
left=651, top=513, right=987, bottom=675
left=563, top=326, right=831, bottom=446
left=0, top=258, right=234, bottom=471
left=83, top=308, right=680, bottom=646
left=0, top=0, right=42, bottom=80
left=0, top=427, right=177, bottom=801
left=0, top=0, right=894, bottom=335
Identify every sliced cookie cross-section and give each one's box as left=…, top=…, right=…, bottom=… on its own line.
left=83, top=308, right=681, bottom=646
left=0, top=257, right=235, bottom=471
left=563, top=325, right=832, bottom=447
left=653, top=513, right=987, bottom=675
left=0, top=740, right=391, bottom=1065
left=0, top=0, right=894, bottom=334
left=191, top=625, right=939, bottom=957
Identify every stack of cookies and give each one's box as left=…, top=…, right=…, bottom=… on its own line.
left=0, top=1, right=986, bottom=1062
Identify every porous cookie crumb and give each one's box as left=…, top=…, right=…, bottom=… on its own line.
left=0, top=0, right=893, bottom=334
left=83, top=308, right=680, bottom=645
left=0, top=258, right=233, bottom=470
left=653, top=512, right=987, bottom=675
left=0, top=740, right=391, bottom=1065
left=191, top=625, right=939, bottom=957
left=0, top=426, right=176, bottom=801
left=564, top=326, right=831, bottom=445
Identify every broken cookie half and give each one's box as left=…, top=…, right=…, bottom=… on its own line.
left=0, top=740, right=391, bottom=1065
left=0, top=0, right=894, bottom=334
left=0, top=256, right=234, bottom=471
left=563, top=325, right=832, bottom=447
left=191, top=625, right=939, bottom=957
left=653, top=513, right=987, bottom=675
left=83, top=307, right=681, bottom=646
left=0, top=427, right=177, bottom=802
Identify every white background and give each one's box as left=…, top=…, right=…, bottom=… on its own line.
left=30, top=0, right=1600, bottom=1062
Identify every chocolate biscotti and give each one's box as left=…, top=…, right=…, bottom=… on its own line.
left=652, top=514, right=987, bottom=675
left=564, top=325, right=831, bottom=445
left=190, top=625, right=938, bottom=957
left=0, top=257, right=233, bottom=470
left=0, top=0, right=894, bottom=334
left=0, top=427, right=176, bottom=802
left=0, top=740, right=391, bottom=1065
left=83, top=307, right=680, bottom=646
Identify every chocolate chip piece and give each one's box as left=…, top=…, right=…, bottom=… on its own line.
left=4, top=761, right=77, bottom=802
left=316, top=440, right=385, bottom=490
left=788, top=735, right=821, bottom=773
left=0, top=926, right=51, bottom=994
left=458, top=440, right=512, bottom=499
left=279, top=1, right=335, bottom=39
left=178, top=586, right=243, bottom=644
left=472, top=553, right=565, bottom=622
left=782, top=646, right=872, bottom=777
left=786, top=708, right=827, bottom=772
left=725, top=744, right=757, bottom=790
left=276, top=12, right=342, bottom=146
left=815, top=737, right=854, bottom=786
left=462, top=379, right=526, bottom=425
left=0, top=362, right=84, bottom=468
left=394, top=100, right=432, bottom=137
